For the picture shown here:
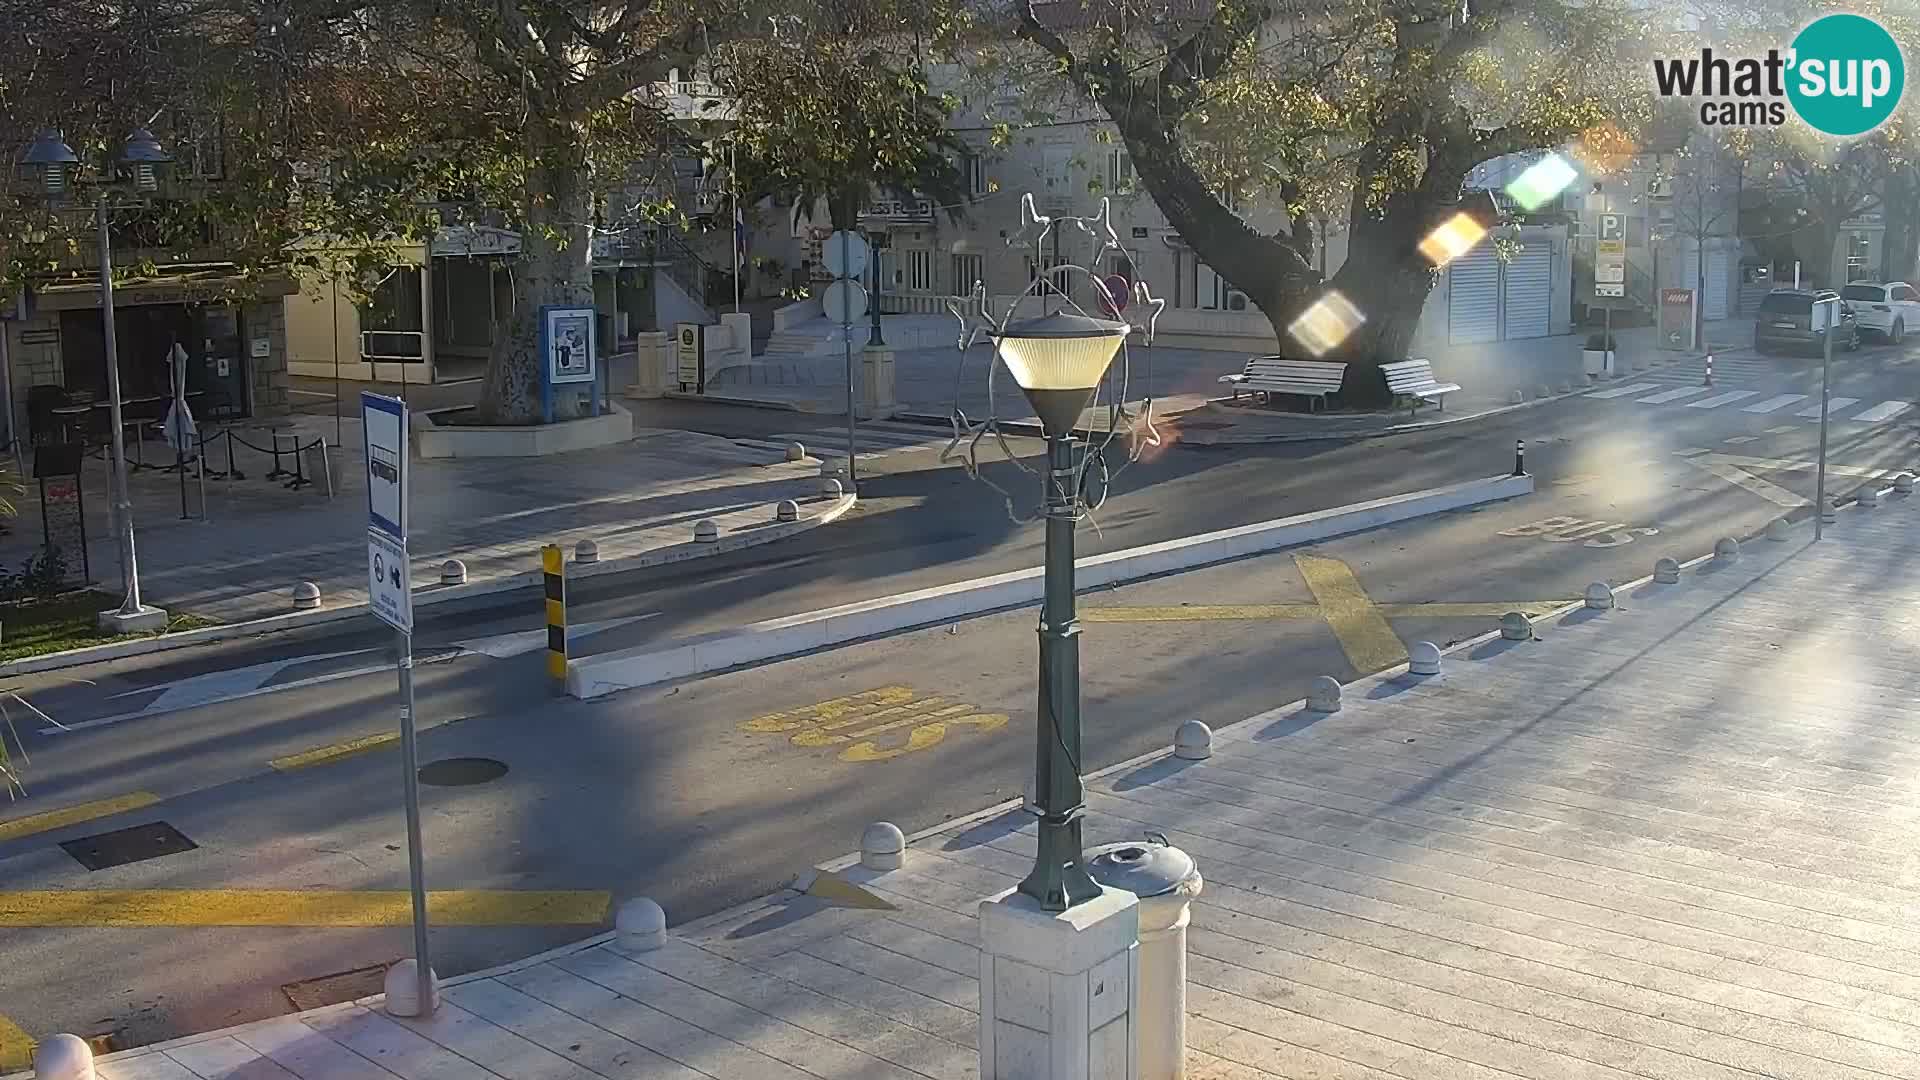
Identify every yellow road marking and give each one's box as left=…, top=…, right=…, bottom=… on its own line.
left=842, top=715, right=1007, bottom=762
left=0, top=890, right=612, bottom=927
left=270, top=732, right=400, bottom=772
left=743, top=687, right=915, bottom=732
left=804, top=871, right=897, bottom=910
left=743, top=688, right=1006, bottom=762
left=1376, top=602, right=1569, bottom=618
left=1295, top=554, right=1409, bottom=672
left=0, top=1015, right=33, bottom=1073
left=1083, top=604, right=1323, bottom=622
left=0, top=792, right=161, bottom=843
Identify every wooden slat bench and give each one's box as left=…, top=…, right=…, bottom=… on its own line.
left=1381, top=358, right=1461, bottom=414
left=1218, top=357, right=1348, bottom=411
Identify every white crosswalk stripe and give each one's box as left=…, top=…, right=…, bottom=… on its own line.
left=1796, top=397, right=1860, bottom=418
left=1742, top=394, right=1806, bottom=414
left=1638, top=386, right=1715, bottom=404
left=762, top=424, right=951, bottom=461
left=1687, top=390, right=1760, bottom=409
left=1851, top=400, right=1913, bottom=423
left=1586, top=382, right=1658, bottom=399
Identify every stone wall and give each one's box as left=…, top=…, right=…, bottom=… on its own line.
left=243, top=300, right=291, bottom=419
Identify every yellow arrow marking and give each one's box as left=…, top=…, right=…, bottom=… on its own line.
left=0, top=792, right=161, bottom=843
left=1295, top=554, right=1411, bottom=673
left=0, top=890, right=611, bottom=927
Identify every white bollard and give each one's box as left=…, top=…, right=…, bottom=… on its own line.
left=614, top=897, right=667, bottom=953
left=1584, top=582, right=1614, bottom=610
left=1537, top=384, right=1553, bottom=400
left=1713, top=537, right=1739, bottom=563
left=1895, top=472, right=1916, bottom=494
left=1820, top=504, right=1838, bottom=524
left=1765, top=518, right=1791, bottom=542
left=383, top=959, right=439, bottom=1017
left=819, top=456, right=846, bottom=478
left=785, top=441, right=806, bottom=462
left=574, top=538, right=600, bottom=563
left=775, top=499, right=800, bottom=523
left=860, top=821, right=906, bottom=871
left=1084, top=842, right=1202, bottom=1080
left=1653, top=557, right=1681, bottom=583
left=1408, top=641, right=1442, bottom=676
left=1500, top=611, right=1532, bottom=640
left=1173, top=719, right=1213, bottom=760
left=292, top=581, right=321, bottom=610
left=440, top=559, right=467, bottom=585
left=1858, top=485, right=1881, bottom=507
left=33, top=1034, right=96, bottom=1080
left=819, top=477, right=844, bottom=498
left=693, top=519, right=719, bottom=543
left=1558, top=382, right=1576, bottom=394
left=1509, top=389, right=1525, bottom=404
left=1305, top=675, right=1342, bottom=712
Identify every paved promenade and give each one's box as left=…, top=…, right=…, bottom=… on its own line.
left=18, top=478, right=1920, bottom=1079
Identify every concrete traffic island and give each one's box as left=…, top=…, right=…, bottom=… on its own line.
left=413, top=401, right=637, bottom=459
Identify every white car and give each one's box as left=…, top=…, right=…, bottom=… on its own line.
left=1839, top=281, right=1920, bottom=343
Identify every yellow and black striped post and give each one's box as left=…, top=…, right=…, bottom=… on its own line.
left=542, top=544, right=566, bottom=681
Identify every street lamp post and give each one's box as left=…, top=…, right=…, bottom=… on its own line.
left=992, top=308, right=1128, bottom=911
left=21, top=127, right=172, bottom=633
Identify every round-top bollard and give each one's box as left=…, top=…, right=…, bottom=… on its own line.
left=819, top=456, right=847, bottom=478
left=860, top=821, right=906, bottom=871
left=1408, top=641, right=1443, bottom=676
left=1085, top=839, right=1203, bottom=1080
left=1713, top=537, right=1739, bottom=563
left=1305, top=675, right=1342, bottom=713
left=1173, top=719, right=1213, bottom=760
left=615, top=897, right=667, bottom=953
left=693, top=518, right=719, bottom=543
left=33, top=1033, right=96, bottom=1080
left=1765, top=518, right=1791, bottom=542
left=1653, top=557, right=1681, bottom=583
left=1537, top=384, right=1553, bottom=399
left=785, top=441, right=806, bottom=462
left=1857, top=485, right=1881, bottom=508
left=1584, top=582, right=1615, bottom=610
left=292, top=581, right=321, bottom=610
left=574, top=538, right=600, bottom=564
left=1509, top=389, right=1525, bottom=404
left=819, top=477, right=844, bottom=498
left=775, top=499, right=800, bottom=522
left=440, top=559, right=467, bottom=585
left=1500, top=611, right=1533, bottom=640
left=1820, top=504, right=1838, bottom=524
left=1895, top=472, right=1916, bottom=494
left=1558, top=382, right=1576, bottom=394
left=383, top=959, right=439, bottom=1018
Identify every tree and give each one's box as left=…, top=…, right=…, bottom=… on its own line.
left=1656, top=130, right=1740, bottom=344
left=1009, top=0, right=1655, bottom=404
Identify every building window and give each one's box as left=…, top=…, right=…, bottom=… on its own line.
left=359, top=266, right=426, bottom=360
left=1109, top=149, right=1134, bottom=194
left=965, top=153, right=988, bottom=196
left=952, top=253, right=983, bottom=294
left=905, top=249, right=934, bottom=292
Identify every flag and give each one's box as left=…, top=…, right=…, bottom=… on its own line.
left=733, top=205, right=748, bottom=271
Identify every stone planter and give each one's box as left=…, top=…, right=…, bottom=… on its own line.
left=1581, top=349, right=1615, bottom=379
left=414, top=401, right=636, bottom=459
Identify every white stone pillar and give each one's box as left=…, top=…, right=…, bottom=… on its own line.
left=859, top=345, right=896, bottom=419
left=979, top=886, right=1140, bottom=1080
left=624, top=331, right=672, bottom=398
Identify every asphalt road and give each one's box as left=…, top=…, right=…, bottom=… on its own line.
left=2, top=339, right=1916, bottom=1052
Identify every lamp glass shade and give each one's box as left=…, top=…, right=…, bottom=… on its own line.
left=119, top=128, right=172, bottom=164
left=21, top=129, right=78, bottom=196
left=993, top=311, right=1128, bottom=435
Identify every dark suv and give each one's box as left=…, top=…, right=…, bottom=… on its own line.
left=1754, top=289, right=1861, bottom=355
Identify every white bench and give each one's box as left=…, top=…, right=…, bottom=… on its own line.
left=1381, top=358, right=1461, bottom=414
left=1218, top=357, right=1348, bottom=411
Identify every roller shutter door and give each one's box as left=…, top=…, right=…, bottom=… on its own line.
left=1500, top=245, right=1553, bottom=340
left=1703, top=248, right=1732, bottom=320
left=1448, top=247, right=1500, bottom=344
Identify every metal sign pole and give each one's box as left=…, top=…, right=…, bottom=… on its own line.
left=1815, top=297, right=1834, bottom=540
left=840, top=230, right=857, bottom=489
left=395, top=628, right=432, bottom=1012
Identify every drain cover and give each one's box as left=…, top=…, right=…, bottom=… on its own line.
left=61, top=821, right=198, bottom=871
left=417, top=757, right=508, bottom=786
left=283, top=961, right=395, bottom=1010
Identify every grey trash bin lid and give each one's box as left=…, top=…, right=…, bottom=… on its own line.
left=1085, top=839, right=1197, bottom=898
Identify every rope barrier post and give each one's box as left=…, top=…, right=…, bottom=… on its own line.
left=195, top=442, right=208, bottom=522
left=319, top=436, right=333, bottom=499
left=285, top=436, right=313, bottom=491
left=543, top=545, right=567, bottom=686
left=266, top=431, right=290, bottom=481
left=226, top=428, right=243, bottom=480
left=177, top=444, right=188, bottom=519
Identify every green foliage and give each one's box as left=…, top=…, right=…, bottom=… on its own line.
left=0, top=546, right=69, bottom=604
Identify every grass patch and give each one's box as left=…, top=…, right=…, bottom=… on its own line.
left=0, top=592, right=219, bottom=662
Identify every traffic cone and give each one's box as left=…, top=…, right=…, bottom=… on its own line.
left=1702, top=351, right=1714, bottom=387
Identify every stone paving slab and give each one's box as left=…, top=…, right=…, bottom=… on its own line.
left=1, top=415, right=838, bottom=625
left=18, top=484, right=1920, bottom=1079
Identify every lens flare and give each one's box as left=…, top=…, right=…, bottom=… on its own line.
left=1288, top=291, right=1365, bottom=357
left=1418, top=212, right=1488, bottom=267
left=1572, top=122, right=1637, bottom=177
left=1505, top=153, right=1578, bottom=211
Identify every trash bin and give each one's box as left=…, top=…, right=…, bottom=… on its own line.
left=1085, top=834, right=1204, bottom=1080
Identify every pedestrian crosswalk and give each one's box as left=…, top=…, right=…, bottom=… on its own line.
left=733, top=422, right=960, bottom=464
left=1585, top=382, right=1913, bottom=425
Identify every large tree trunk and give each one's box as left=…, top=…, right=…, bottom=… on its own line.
left=1323, top=202, right=1443, bottom=407
left=479, top=114, right=596, bottom=425
left=1883, top=169, right=1918, bottom=282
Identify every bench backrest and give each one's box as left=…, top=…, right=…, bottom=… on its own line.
left=1241, top=356, right=1347, bottom=389
left=1382, top=358, right=1439, bottom=391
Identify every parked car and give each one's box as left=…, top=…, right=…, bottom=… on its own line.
left=1839, top=280, right=1920, bottom=343
left=1754, top=289, right=1861, bottom=355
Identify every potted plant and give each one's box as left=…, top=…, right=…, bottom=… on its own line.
left=1582, top=332, right=1616, bottom=379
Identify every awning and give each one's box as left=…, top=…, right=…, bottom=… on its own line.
left=34, top=267, right=297, bottom=311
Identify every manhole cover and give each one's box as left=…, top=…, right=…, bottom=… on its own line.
left=417, top=757, right=508, bottom=786
left=61, top=821, right=198, bottom=871
left=283, top=961, right=395, bottom=1010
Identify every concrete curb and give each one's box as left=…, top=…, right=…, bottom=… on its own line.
left=566, top=472, right=1533, bottom=698
left=0, top=494, right=857, bottom=678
